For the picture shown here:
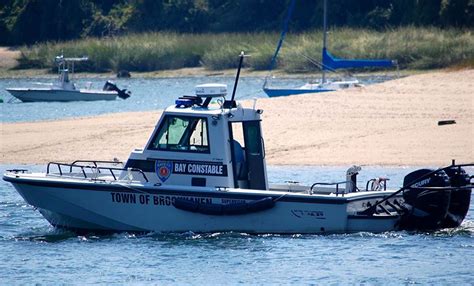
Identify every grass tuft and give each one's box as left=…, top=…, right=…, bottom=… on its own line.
left=16, top=28, right=474, bottom=73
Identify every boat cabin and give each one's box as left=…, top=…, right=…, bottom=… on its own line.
left=124, top=84, right=268, bottom=190
left=53, top=55, right=89, bottom=91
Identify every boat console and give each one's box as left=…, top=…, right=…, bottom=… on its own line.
left=123, top=82, right=268, bottom=190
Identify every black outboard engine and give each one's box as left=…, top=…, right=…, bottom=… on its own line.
left=399, top=169, right=451, bottom=230
left=103, top=80, right=131, bottom=99
left=440, top=166, right=472, bottom=228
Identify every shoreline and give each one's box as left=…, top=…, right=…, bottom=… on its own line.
left=0, top=47, right=421, bottom=80
left=1, top=69, right=473, bottom=166
left=0, top=47, right=451, bottom=80
left=0, top=66, right=419, bottom=80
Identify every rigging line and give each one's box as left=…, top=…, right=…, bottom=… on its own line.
left=299, top=53, right=325, bottom=70
left=281, top=40, right=340, bottom=73
left=298, top=51, right=356, bottom=78
left=267, top=0, right=297, bottom=73
left=277, top=41, right=341, bottom=75
left=301, top=53, right=354, bottom=77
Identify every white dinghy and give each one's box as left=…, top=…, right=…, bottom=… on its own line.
left=6, top=55, right=130, bottom=102
left=3, top=53, right=472, bottom=234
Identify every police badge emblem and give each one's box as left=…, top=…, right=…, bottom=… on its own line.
left=155, top=160, right=173, bottom=182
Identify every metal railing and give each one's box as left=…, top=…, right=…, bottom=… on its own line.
left=365, top=177, right=389, bottom=191
left=46, top=161, right=148, bottom=182
left=310, top=180, right=351, bottom=197
left=69, top=160, right=123, bottom=173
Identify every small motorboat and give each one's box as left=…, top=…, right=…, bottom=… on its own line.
left=6, top=56, right=130, bottom=102
left=3, top=53, right=472, bottom=234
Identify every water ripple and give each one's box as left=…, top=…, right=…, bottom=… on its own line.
left=1, top=164, right=473, bottom=284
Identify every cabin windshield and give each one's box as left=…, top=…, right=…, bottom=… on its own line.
left=148, top=115, right=209, bottom=153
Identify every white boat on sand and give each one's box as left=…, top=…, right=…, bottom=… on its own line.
left=3, top=53, right=472, bottom=234
left=6, top=56, right=130, bottom=102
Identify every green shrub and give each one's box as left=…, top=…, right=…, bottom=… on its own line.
left=15, top=28, right=474, bottom=72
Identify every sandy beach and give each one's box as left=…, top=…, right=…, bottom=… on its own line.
left=1, top=69, right=473, bottom=166
left=0, top=47, right=20, bottom=70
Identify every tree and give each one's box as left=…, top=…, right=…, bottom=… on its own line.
left=440, top=0, right=473, bottom=27
left=4, top=0, right=90, bottom=45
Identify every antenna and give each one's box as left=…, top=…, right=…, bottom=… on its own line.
left=322, top=0, right=328, bottom=84
left=224, top=51, right=247, bottom=109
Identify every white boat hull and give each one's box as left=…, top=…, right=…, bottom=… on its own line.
left=264, top=80, right=361, bottom=97
left=6, top=88, right=118, bottom=102
left=5, top=174, right=400, bottom=234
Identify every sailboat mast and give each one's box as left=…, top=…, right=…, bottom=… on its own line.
left=322, top=0, right=328, bottom=84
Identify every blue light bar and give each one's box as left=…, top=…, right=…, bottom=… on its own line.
left=175, top=98, right=193, bottom=108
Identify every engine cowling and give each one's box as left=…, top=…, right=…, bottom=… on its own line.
left=440, top=166, right=472, bottom=228
left=399, top=169, right=451, bottom=230
left=103, top=80, right=131, bottom=99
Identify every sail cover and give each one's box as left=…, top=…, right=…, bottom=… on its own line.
left=322, top=48, right=394, bottom=70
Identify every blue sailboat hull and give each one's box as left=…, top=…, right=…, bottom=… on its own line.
left=263, top=87, right=334, bottom=97
left=262, top=0, right=396, bottom=98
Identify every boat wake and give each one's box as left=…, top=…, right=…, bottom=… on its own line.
left=10, top=221, right=473, bottom=244
left=13, top=227, right=77, bottom=243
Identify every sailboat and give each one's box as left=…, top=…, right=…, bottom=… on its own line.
left=263, top=0, right=396, bottom=97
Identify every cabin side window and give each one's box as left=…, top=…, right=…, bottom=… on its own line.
left=148, top=115, right=209, bottom=153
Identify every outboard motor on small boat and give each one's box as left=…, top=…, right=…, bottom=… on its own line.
left=398, top=164, right=473, bottom=231
left=440, top=166, right=472, bottom=228
left=103, top=80, right=131, bottom=99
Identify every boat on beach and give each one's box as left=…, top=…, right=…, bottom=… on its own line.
left=263, top=0, right=396, bottom=97
left=3, top=53, right=472, bottom=234
left=6, top=55, right=130, bottom=102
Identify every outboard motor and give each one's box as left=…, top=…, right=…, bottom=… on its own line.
left=103, top=80, right=131, bottom=99
left=399, top=169, right=451, bottom=230
left=440, top=166, right=472, bottom=228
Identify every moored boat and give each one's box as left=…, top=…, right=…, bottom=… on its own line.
left=3, top=53, right=472, bottom=234
left=263, top=79, right=361, bottom=97
left=263, top=0, right=396, bottom=97
left=6, top=55, right=130, bottom=102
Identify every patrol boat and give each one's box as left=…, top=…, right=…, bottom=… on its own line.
left=3, top=53, right=473, bottom=234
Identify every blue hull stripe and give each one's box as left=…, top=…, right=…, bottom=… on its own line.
left=263, top=88, right=333, bottom=97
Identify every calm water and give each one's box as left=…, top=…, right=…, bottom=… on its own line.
left=1, top=75, right=392, bottom=123
left=1, top=164, right=473, bottom=284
